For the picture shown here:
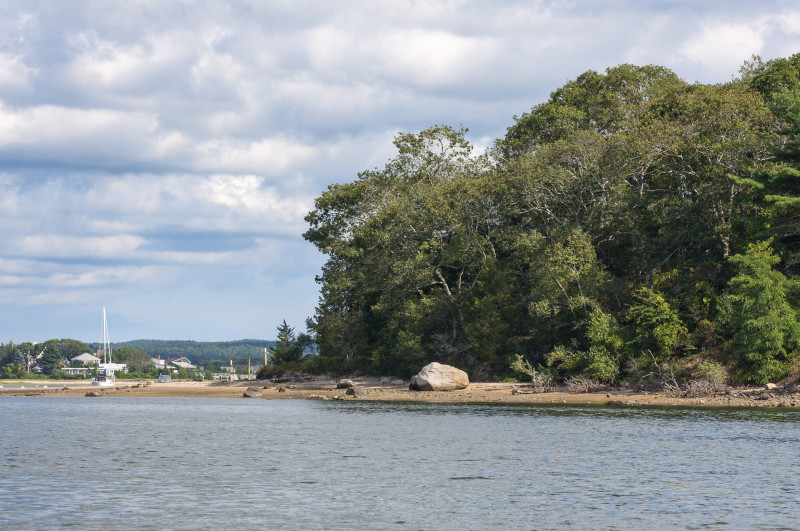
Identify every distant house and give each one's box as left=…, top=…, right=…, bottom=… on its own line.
left=71, top=353, right=101, bottom=366
left=62, top=367, right=90, bottom=376
left=100, top=362, right=128, bottom=374
left=151, top=356, right=166, bottom=370
left=64, top=353, right=101, bottom=376
left=166, top=356, right=197, bottom=370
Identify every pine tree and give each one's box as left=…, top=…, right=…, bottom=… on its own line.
left=719, top=241, right=800, bottom=383
left=268, top=320, right=303, bottom=366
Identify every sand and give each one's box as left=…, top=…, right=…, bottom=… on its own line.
left=1, top=377, right=798, bottom=408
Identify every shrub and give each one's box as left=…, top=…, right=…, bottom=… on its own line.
left=566, top=377, right=607, bottom=393
left=510, top=354, right=554, bottom=391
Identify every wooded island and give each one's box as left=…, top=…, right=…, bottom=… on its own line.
left=303, top=53, right=800, bottom=388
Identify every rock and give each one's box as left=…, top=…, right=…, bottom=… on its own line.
left=390, top=379, right=404, bottom=385
left=409, top=362, right=469, bottom=391
left=278, top=386, right=286, bottom=393
left=379, top=377, right=391, bottom=384
left=345, top=387, right=365, bottom=398
left=85, top=391, right=100, bottom=397
left=337, top=379, right=355, bottom=389
left=308, top=394, right=329, bottom=400
left=766, top=383, right=778, bottom=390
left=243, top=387, right=262, bottom=398
left=510, top=385, right=518, bottom=395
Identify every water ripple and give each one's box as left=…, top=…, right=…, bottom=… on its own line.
left=1, top=397, right=798, bottom=530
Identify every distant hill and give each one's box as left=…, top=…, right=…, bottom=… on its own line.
left=88, top=339, right=275, bottom=365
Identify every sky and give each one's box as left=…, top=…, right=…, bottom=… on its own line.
left=1, top=0, right=799, bottom=344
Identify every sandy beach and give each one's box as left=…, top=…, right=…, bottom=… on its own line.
left=1, top=377, right=798, bottom=408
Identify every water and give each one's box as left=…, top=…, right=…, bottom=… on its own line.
left=1, top=398, right=799, bottom=530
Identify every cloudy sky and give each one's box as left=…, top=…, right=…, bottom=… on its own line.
left=1, top=0, right=798, bottom=344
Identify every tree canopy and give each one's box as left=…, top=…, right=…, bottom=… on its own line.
left=304, top=54, right=800, bottom=385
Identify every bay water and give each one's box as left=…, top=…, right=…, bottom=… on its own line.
left=1, top=397, right=798, bottom=530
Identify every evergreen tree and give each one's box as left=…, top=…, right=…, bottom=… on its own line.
left=719, top=241, right=800, bottom=383
left=268, top=320, right=303, bottom=366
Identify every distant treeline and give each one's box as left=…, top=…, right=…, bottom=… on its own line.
left=89, top=339, right=275, bottom=365
left=304, top=53, right=800, bottom=385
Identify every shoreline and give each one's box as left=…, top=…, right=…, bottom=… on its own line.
left=1, top=378, right=798, bottom=409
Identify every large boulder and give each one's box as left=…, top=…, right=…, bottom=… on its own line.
left=409, top=362, right=469, bottom=391
left=337, top=378, right=355, bottom=389
left=243, top=387, right=263, bottom=398
left=345, top=387, right=365, bottom=398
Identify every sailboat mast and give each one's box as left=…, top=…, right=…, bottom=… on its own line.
left=102, top=306, right=111, bottom=364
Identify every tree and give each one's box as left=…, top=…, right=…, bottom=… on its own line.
left=116, top=347, right=155, bottom=374
left=38, top=342, right=65, bottom=375
left=627, top=287, right=687, bottom=360
left=305, top=125, right=496, bottom=374
left=718, top=241, right=800, bottom=383
left=301, top=54, right=800, bottom=384
left=268, top=320, right=303, bottom=366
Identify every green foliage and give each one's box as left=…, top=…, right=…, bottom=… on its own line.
left=545, top=344, right=619, bottom=383
left=116, top=347, right=156, bottom=373
left=627, top=288, right=687, bottom=360
left=303, top=52, right=800, bottom=386
left=695, top=360, right=729, bottom=385
left=38, top=342, right=66, bottom=375
left=267, top=320, right=304, bottom=366
left=718, top=241, right=800, bottom=383
left=107, top=339, right=274, bottom=365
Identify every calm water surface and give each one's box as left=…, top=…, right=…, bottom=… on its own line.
left=1, top=397, right=798, bottom=530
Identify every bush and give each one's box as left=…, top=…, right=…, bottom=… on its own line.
left=510, top=354, right=555, bottom=391
left=545, top=344, right=619, bottom=383
left=566, top=377, right=608, bottom=393
left=694, top=360, right=728, bottom=385
left=684, top=379, right=728, bottom=397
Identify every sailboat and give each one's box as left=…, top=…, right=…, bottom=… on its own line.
left=91, top=307, right=116, bottom=387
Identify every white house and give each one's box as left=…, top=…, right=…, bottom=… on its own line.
left=71, top=352, right=101, bottom=366
left=99, top=362, right=128, bottom=374
left=166, top=356, right=197, bottom=370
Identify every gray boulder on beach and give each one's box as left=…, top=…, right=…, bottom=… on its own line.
left=409, top=362, right=469, bottom=391
left=243, top=387, right=263, bottom=398
left=345, top=387, right=365, bottom=398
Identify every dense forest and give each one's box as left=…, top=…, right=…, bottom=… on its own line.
left=89, top=339, right=274, bottom=365
left=0, top=338, right=273, bottom=377
left=304, top=53, right=800, bottom=386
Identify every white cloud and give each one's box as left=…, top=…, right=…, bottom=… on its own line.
left=0, top=53, right=35, bottom=88
left=2, top=0, right=799, bottom=341
left=18, top=234, right=145, bottom=258
left=306, top=24, right=501, bottom=89
left=0, top=102, right=187, bottom=166
left=67, top=31, right=192, bottom=93
left=777, top=11, right=800, bottom=35
left=201, top=174, right=311, bottom=218
left=194, top=137, right=317, bottom=175
left=679, top=23, right=765, bottom=78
